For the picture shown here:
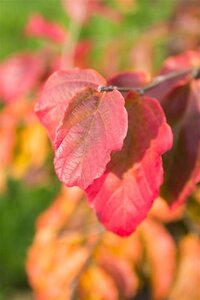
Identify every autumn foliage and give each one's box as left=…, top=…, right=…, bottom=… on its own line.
left=1, top=0, right=200, bottom=299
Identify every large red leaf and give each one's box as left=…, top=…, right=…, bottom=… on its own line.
left=86, top=93, right=173, bottom=236
left=35, top=69, right=106, bottom=143
left=54, top=87, right=128, bottom=189
left=0, top=53, right=44, bottom=103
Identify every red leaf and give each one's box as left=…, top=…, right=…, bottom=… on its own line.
left=54, top=87, right=128, bottom=189
left=86, top=93, right=173, bottom=236
left=35, top=68, right=106, bottom=143
left=25, top=13, right=66, bottom=43
left=161, top=50, right=200, bottom=73
left=0, top=53, right=44, bottom=103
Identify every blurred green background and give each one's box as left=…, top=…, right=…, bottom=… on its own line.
left=0, top=0, right=175, bottom=299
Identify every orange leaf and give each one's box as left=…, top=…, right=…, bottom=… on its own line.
left=139, top=219, right=176, bottom=300
left=169, top=235, right=200, bottom=300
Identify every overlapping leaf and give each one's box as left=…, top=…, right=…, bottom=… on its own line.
left=36, top=68, right=127, bottom=190
left=86, top=93, right=173, bottom=236
left=35, top=69, right=107, bottom=142
left=54, top=86, right=127, bottom=189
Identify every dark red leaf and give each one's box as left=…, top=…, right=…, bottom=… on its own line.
left=108, top=71, right=149, bottom=97
left=162, top=80, right=200, bottom=208
left=86, top=93, right=173, bottom=236
left=146, top=51, right=200, bottom=207
left=54, top=87, right=128, bottom=189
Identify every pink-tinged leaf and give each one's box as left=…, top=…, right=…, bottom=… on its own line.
left=35, top=68, right=106, bottom=143
left=0, top=53, right=44, bottom=103
left=86, top=93, right=173, bottom=236
left=54, top=87, right=128, bottom=189
left=160, top=50, right=200, bottom=73
left=25, top=13, right=66, bottom=43
left=139, top=219, right=176, bottom=300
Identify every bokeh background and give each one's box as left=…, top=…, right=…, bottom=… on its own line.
left=0, top=0, right=200, bottom=299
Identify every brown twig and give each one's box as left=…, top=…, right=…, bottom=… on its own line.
left=98, top=67, right=200, bottom=95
